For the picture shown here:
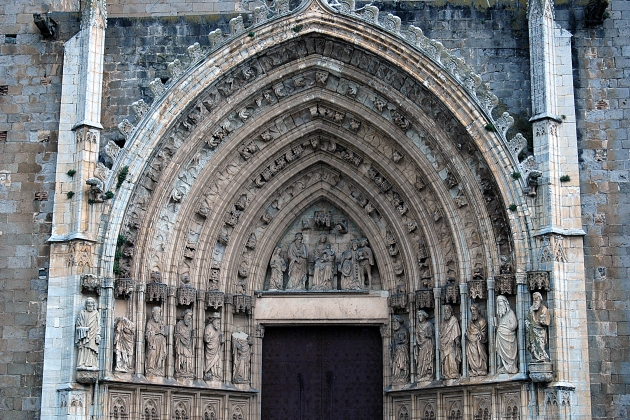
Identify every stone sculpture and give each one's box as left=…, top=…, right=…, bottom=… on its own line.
left=466, top=304, right=488, bottom=376
left=357, top=238, right=374, bottom=288
left=174, top=309, right=194, bottom=379
left=312, top=235, right=335, bottom=290
left=268, top=246, right=286, bottom=290
left=204, top=312, right=224, bottom=380
left=496, top=295, right=518, bottom=374
left=113, top=316, right=134, bottom=372
left=440, top=305, right=461, bottom=379
left=414, top=310, right=434, bottom=381
left=339, top=242, right=361, bottom=290
left=526, top=292, right=550, bottom=362
left=145, top=307, right=167, bottom=376
left=391, top=315, right=410, bottom=384
left=287, top=233, right=308, bottom=290
left=232, top=332, right=253, bottom=384
left=75, top=297, right=101, bottom=370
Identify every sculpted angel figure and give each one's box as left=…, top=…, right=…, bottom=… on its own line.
left=496, top=295, right=519, bottom=374
left=268, top=246, right=286, bottom=290
left=286, top=233, right=308, bottom=290
left=414, top=310, right=434, bottom=381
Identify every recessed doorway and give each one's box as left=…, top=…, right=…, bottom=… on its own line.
left=261, top=326, right=383, bottom=420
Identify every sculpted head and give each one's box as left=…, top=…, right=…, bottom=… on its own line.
left=417, top=310, right=428, bottom=323
left=319, top=233, right=327, bottom=244
left=152, top=306, right=163, bottom=322
left=294, top=232, right=303, bottom=244
left=532, top=292, right=543, bottom=310
left=393, top=315, right=404, bottom=330
left=470, top=304, right=480, bottom=321
left=273, top=246, right=281, bottom=256
left=85, top=297, right=96, bottom=312
left=182, top=309, right=193, bottom=326
left=443, top=305, right=453, bottom=320
left=497, top=295, right=509, bottom=318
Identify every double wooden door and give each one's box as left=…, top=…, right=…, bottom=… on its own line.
left=261, top=326, right=383, bottom=420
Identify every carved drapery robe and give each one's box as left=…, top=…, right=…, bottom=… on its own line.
left=466, top=318, right=488, bottom=376
left=145, top=317, right=167, bottom=376
left=392, top=325, right=410, bottom=383
left=312, top=248, right=335, bottom=290
left=440, top=316, right=461, bottom=379
left=76, top=307, right=101, bottom=369
left=340, top=247, right=361, bottom=289
left=287, top=240, right=308, bottom=290
left=114, top=316, right=134, bottom=372
left=174, top=318, right=194, bottom=378
left=496, top=308, right=519, bottom=374
left=232, top=334, right=252, bottom=384
left=415, top=320, right=434, bottom=381
left=526, top=304, right=550, bottom=362
left=204, top=322, right=223, bottom=380
left=269, top=251, right=286, bottom=290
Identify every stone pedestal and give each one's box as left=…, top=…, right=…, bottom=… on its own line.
left=528, top=361, right=553, bottom=383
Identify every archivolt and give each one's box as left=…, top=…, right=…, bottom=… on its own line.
left=99, top=5, right=532, bottom=289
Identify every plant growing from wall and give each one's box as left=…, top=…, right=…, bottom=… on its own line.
left=560, top=175, right=571, bottom=183
left=66, top=191, right=75, bottom=199
left=113, top=234, right=126, bottom=275
left=116, top=166, right=129, bottom=190
left=66, top=169, right=76, bottom=177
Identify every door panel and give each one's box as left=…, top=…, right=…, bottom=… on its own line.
left=261, top=326, right=383, bottom=420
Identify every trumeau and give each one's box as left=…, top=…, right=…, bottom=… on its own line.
left=40, top=0, right=591, bottom=418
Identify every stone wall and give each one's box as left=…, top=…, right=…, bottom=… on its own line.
left=0, top=3, right=79, bottom=419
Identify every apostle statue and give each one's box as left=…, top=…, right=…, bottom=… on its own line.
left=286, top=233, right=308, bottom=290
left=526, top=292, right=551, bottom=362
left=414, top=310, right=434, bottom=381
left=357, top=239, right=374, bottom=288
left=466, top=304, right=488, bottom=376
left=232, top=332, right=253, bottom=384
left=440, top=305, right=461, bottom=379
left=391, top=315, right=410, bottom=384
left=268, top=246, right=286, bottom=290
left=339, top=241, right=361, bottom=290
left=204, top=312, right=224, bottom=380
left=75, top=297, right=101, bottom=370
left=312, top=235, right=335, bottom=290
left=113, top=316, right=134, bottom=372
left=145, top=306, right=167, bottom=376
left=174, top=309, right=195, bottom=379
left=496, top=295, right=518, bottom=374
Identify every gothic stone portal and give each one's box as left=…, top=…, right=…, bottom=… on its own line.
left=261, top=326, right=383, bottom=420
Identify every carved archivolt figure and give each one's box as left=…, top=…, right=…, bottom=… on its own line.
left=496, top=295, right=519, bottom=374
left=440, top=305, right=461, bottom=379
left=526, top=292, right=550, bottom=362
left=174, top=309, right=195, bottom=379
left=466, top=304, right=488, bottom=376
left=268, top=246, right=286, bottom=290
left=145, top=307, right=167, bottom=376
left=391, top=315, right=410, bottom=384
left=339, top=242, right=361, bottom=290
left=312, top=236, right=335, bottom=290
left=232, top=332, right=253, bottom=384
left=287, top=233, right=308, bottom=290
left=75, top=297, right=101, bottom=370
left=113, top=316, right=134, bottom=372
left=204, top=312, right=224, bottom=380
left=414, top=310, right=434, bottom=381
left=357, top=238, right=374, bottom=288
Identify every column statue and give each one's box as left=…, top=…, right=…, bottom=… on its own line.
left=174, top=309, right=194, bottom=379
left=75, top=297, right=101, bottom=370
left=391, top=315, right=410, bottom=384
left=204, top=312, right=224, bottom=380
left=145, top=306, right=167, bottom=376
left=526, top=292, right=550, bottom=362
left=232, top=332, right=253, bottom=384
left=440, top=305, right=461, bottom=379
left=496, top=295, right=518, bottom=374
left=113, top=316, right=134, bottom=372
left=466, top=304, right=488, bottom=376
left=414, top=310, right=434, bottom=381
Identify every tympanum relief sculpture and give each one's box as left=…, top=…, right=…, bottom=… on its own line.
left=391, top=315, right=410, bottom=384
left=232, top=332, right=253, bottom=384
left=268, top=246, right=286, bottom=290
left=440, top=305, right=461, bottom=380
left=114, top=316, right=134, bottom=373
left=466, top=304, right=488, bottom=376
left=76, top=298, right=101, bottom=371
left=174, top=309, right=195, bottom=379
left=496, top=296, right=518, bottom=374
left=145, top=307, right=167, bottom=376
left=287, top=233, right=308, bottom=290
left=312, top=234, right=336, bottom=290
left=415, top=310, right=434, bottom=382
left=204, top=312, right=224, bottom=381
